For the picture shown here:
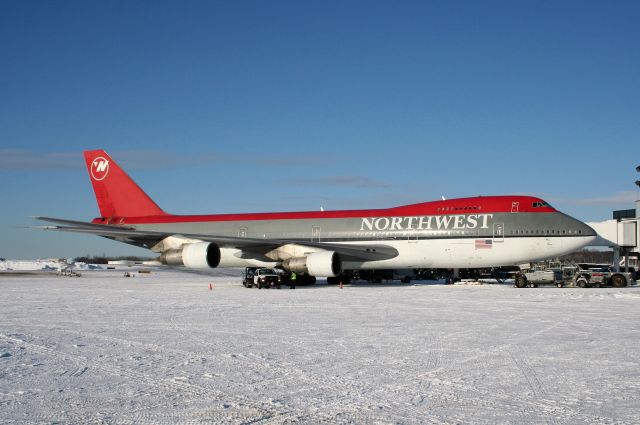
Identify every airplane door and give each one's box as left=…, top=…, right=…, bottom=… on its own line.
left=238, top=227, right=247, bottom=238
left=493, top=223, right=504, bottom=242
left=312, top=226, right=321, bottom=242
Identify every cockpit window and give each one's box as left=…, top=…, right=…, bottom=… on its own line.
left=532, top=201, right=552, bottom=208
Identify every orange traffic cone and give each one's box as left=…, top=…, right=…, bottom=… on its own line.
left=339, top=281, right=343, bottom=289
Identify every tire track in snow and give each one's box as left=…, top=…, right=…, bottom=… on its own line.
left=402, top=322, right=614, bottom=424
left=415, top=321, right=563, bottom=380
left=15, top=322, right=278, bottom=415
left=163, top=316, right=409, bottom=422
left=0, top=332, right=276, bottom=424
left=506, top=346, right=546, bottom=398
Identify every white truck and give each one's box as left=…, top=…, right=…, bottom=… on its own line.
left=242, top=267, right=281, bottom=289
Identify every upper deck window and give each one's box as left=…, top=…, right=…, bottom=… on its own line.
left=452, top=206, right=480, bottom=212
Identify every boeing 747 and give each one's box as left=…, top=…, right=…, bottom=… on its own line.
left=37, top=150, right=597, bottom=280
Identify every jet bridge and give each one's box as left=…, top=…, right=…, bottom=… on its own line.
left=587, top=200, right=640, bottom=273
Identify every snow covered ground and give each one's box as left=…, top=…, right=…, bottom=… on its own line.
left=1, top=267, right=640, bottom=424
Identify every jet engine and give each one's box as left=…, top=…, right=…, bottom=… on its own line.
left=158, top=242, right=277, bottom=269
left=282, top=251, right=342, bottom=277
left=158, top=242, right=221, bottom=269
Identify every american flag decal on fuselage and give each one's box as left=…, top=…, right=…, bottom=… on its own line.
left=475, top=239, right=493, bottom=249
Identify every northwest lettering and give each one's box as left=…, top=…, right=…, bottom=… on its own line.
left=360, top=214, right=494, bottom=231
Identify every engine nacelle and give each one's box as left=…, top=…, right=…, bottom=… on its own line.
left=283, top=251, right=342, bottom=277
left=159, top=242, right=278, bottom=269
left=158, top=242, right=221, bottom=269
left=158, top=242, right=262, bottom=269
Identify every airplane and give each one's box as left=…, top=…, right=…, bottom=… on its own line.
left=36, top=149, right=597, bottom=282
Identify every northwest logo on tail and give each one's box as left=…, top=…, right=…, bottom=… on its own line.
left=90, top=157, right=109, bottom=181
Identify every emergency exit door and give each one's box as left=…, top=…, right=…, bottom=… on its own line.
left=493, top=223, right=504, bottom=242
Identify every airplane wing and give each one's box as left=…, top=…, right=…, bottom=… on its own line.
left=34, top=217, right=398, bottom=262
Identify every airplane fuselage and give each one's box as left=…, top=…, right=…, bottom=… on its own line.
left=91, top=195, right=596, bottom=270
left=38, top=150, right=597, bottom=277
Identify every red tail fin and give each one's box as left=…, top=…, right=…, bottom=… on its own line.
left=83, top=150, right=166, bottom=218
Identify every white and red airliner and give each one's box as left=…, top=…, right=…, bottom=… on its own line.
left=37, top=150, right=596, bottom=279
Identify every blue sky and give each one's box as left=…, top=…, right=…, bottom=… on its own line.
left=1, top=0, right=639, bottom=258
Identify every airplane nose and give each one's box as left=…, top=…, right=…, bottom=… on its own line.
left=581, top=220, right=597, bottom=237
left=576, top=218, right=598, bottom=246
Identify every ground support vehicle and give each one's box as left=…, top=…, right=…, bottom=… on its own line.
left=515, top=269, right=565, bottom=288
left=515, top=265, right=632, bottom=288
left=573, top=267, right=632, bottom=288
left=242, top=267, right=281, bottom=289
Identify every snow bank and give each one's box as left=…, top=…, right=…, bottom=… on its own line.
left=0, top=259, right=104, bottom=271
left=0, top=259, right=63, bottom=271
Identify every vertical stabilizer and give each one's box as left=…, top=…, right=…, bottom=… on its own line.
left=83, top=150, right=166, bottom=218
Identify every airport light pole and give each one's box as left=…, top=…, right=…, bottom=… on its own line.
left=636, top=165, right=640, bottom=219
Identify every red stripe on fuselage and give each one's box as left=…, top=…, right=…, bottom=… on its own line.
left=90, top=195, right=556, bottom=225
